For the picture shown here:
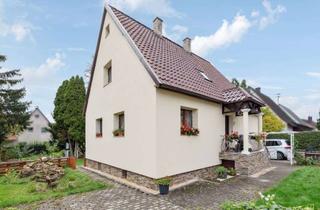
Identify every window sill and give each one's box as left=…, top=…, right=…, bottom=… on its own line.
left=103, top=82, right=112, bottom=87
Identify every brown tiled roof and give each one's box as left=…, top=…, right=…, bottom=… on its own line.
left=83, top=6, right=263, bottom=113
left=110, top=6, right=259, bottom=104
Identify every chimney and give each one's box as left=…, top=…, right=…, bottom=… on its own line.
left=255, top=87, right=261, bottom=93
left=308, top=116, right=313, bottom=123
left=153, top=17, right=163, bottom=35
left=183, top=37, right=191, bottom=52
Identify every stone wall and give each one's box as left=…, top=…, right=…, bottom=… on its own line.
left=220, top=150, right=271, bottom=175
left=86, top=159, right=218, bottom=190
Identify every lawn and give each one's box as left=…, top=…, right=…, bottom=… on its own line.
left=0, top=168, right=112, bottom=208
left=260, top=166, right=320, bottom=208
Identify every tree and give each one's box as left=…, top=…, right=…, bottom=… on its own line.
left=232, top=78, right=248, bottom=89
left=262, top=107, right=285, bottom=132
left=317, top=112, right=320, bottom=130
left=0, top=55, right=30, bottom=146
left=50, top=76, right=86, bottom=157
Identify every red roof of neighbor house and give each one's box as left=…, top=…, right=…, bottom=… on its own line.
left=110, top=6, right=261, bottom=104
left=84, top=6, right=263, bottom=113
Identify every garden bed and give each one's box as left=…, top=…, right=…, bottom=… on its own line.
left=0, top=168, right=112, bottom=208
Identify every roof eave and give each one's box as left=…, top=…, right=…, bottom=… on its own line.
left=159, top=84, right=225, bottom=104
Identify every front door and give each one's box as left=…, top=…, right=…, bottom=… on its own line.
left=225, top=116, right=230, bottom=135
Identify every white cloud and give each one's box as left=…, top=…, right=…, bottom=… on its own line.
left=163, top=24, right=188, bottom=41
left=280, top=95, right=319, bottom=120
left=306, top=71, right=320, bottom=78
left=192, top=14, right=251, bottom=56
left=67, top=47, right=87, bottom=52
left=107, top=0, right=182, bottom=17
left=0, top=1, right=34, bottom=41
left=259, top=0, right=286, bottom=29
left=221, top=58, right=236, bottom=64
left=20, top=53, right=66, bottom=121
left=251, top=10, right=260, bottom=18
left=22, top=53, right=65, bottom=85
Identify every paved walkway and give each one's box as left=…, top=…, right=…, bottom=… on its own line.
left=20, top=161, right=297, bottom=210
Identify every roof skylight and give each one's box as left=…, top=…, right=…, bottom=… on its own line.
left=199, top=71, right=211, bottom=81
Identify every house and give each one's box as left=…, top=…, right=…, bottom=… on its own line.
left=84, top=4, right=269, bottom=193
left=14, top=107, right=51, bottom=144
left=249, top=87, right=316, bottom=131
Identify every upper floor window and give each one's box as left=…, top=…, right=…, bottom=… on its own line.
left=35, top=114, right=39, bottom=118
left=105, top=24, right=110, bottom=38
left=41, top=127, right=48, bottom=133
left=27, top=127, right=33, bottom=132
left=96, top=118, right=103, bottom=138
left=103, top=61, right=112, bottom=86
left=113, top=112, right=125, bottom=137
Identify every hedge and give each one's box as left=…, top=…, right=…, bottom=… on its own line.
left=267, top=131, right=320, bottom=151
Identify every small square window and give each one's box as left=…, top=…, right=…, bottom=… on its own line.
left=105, top=25, right=110, bottom=38
left=180, top=107, right=199, bottom=136
left=103, top=61, right=112, bottom=86
left=96, top=118, right=103, bottom=138
left=27, top=127, right=33, bottom=132
left=34, top=114, right=40, bottom=118
left=113, top=112, right=125, bottom=137
left=41, top=127, right=47, bottom=133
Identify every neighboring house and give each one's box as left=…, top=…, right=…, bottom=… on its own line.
left=249, top=87, right=316, bottom=131
left=15, top=107, right=51, bottom=144
left=85, top=4, right=268, bottom=192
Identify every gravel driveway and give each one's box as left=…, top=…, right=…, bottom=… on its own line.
left=20, top=161, right=296, bottom=210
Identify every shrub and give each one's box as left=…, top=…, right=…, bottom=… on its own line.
left=26, top=142, right=48, bottom=155
left=228, top=168, right=237, bottom=176
left=155, top=177, right=172, bottom=185
left=215, top=166, right=228, bottom=178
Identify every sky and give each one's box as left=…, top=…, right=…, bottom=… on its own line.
left=0, top=0, right=320, bottom=121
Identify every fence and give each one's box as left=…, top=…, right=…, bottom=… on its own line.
left=0, top=157, right=68, bottom=174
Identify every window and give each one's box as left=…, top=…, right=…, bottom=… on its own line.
left=181, top=109, right=193, bottom=128
left=35, top=114, right=40, bottom=118
left=96, top=118, right=103, bottom=137
left=105, top=24, right=110, bottom=38
left=180, top=107, right=199, bottom=136
left=199, top=71, right=211, bottom=81
left=113, top=112, right=125, bottom=137
left=103, top=61, right=112, bottom=86
left=122, top=170, right=127, bottom=179
left=41, top=127, right=47, bottom=133
left=27, top=127, right=33, bottom=132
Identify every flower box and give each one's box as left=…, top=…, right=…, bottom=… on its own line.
left=96, top=133, right=102, bottom=138
left=180, top=124, right=199, bottom=136
left=113, top=129, right=125, bottom=137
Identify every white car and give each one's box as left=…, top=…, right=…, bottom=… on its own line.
left=265, top=139, right=291, bottom=160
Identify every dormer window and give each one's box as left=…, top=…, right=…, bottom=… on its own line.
left=199, top=71, right=211, bottom=81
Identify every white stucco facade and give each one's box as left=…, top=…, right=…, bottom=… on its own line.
left=86, top=9, right=262, bottom=179
left=17, top=108, right=51, bottom=144
left=85, top=11, right=158, bottom=178
left=155, top=89, right=224, bottom=177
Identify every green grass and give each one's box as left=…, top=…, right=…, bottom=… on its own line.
left=259, top=167, right=320, bottom=208
left=0, top=168, right=112, bottom=208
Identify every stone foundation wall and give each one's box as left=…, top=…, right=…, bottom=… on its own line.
left=86, top=159, right=218, bottom=190
left=220, top=150, right=271, bottom=175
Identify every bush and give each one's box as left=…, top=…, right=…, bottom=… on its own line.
left=215, top=166, right=228, bottom=178
left=26, top=142, right=48, bottom=155
left=267, top=131, right=320, bottom=151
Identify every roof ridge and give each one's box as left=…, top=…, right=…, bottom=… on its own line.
left=109, top=5, right=212, bottom=65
